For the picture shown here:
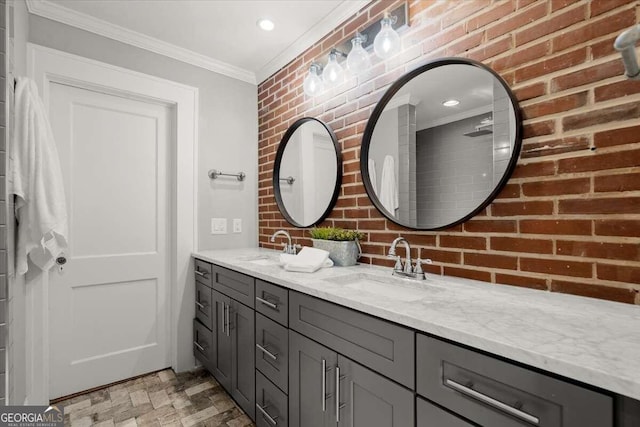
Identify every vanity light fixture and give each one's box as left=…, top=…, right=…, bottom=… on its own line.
left=302, top=2, right=408, bottom=98
left=346, top=32, right=372, bottom=76
left=323, top=49, right=346, bottom=87
left=373, top=14, right=401, bottom=59
left=303, top=63, right=324, bottom=97
left=442, top=99, right=460, bottom=107
left=257, top=18, right=275, bottom=31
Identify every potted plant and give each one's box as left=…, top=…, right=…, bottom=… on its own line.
left=309, top=227, right=364, bottom=267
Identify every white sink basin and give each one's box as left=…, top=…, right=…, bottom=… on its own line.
left=249, top=258, right=279, bottom=266
left=324, top=273, right=438, bottom=302
left=237, top=254, right=280, bottom=266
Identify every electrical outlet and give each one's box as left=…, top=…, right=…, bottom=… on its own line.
left=233, top=218, right=242, bottom=233
left=211, top=218, right=227, bottom=234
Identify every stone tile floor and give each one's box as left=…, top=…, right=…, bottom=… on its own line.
left=55, top=368, right=255, bottom=427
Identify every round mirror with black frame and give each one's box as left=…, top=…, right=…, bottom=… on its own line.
left=273, top=117, right=342, bottom=228
left=360, top=57, right=522, bottom=230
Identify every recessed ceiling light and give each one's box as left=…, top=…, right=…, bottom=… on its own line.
left=257, top=18, right=275, bottom=31
left=442, top=99, right=460, bottom=107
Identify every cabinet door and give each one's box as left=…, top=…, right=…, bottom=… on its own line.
left=211, top=290, right=232, bottom=391
left=256, top=313, right=289, bottom=393
left=289, top=331, right=337, bottom=427
left=231, top=300, right=256, bottom=421
left=417, top=396, right=474, bottom=427
left=337, top=355, right=414, bottom=427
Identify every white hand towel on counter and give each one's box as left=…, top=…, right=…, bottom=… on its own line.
left=280, top=253, right=334, bottom=268
left=378, top=154, right=398, bottom=215
left=282, top=247, right=332, bottom=273
left=368, top=158, right=378, bottom=197
left=10, top=77, right=68, bottom=275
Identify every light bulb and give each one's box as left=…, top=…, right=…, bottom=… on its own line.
left=303, top=64, right=323, bottom=97
left=322, top=51, right=344, bottom=87
left=346, top=33, right=371, bottom=76
left=373, top=17, right=401, bottom=59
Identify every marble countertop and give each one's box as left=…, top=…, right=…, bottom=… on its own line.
left=193, top=247, right=640, bottom=401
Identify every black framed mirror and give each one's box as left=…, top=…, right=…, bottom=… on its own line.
left=274, top=117, right=342, bottom=228
left=360, top=57, right=522, bottom=230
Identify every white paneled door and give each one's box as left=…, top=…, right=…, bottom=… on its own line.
left=48, top=82, right=172, bottom=399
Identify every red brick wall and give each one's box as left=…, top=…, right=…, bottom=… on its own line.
left=257, top=0, right=640, bottom=305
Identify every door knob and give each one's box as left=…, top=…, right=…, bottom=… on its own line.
left=56, top=256, right=67, bottom=265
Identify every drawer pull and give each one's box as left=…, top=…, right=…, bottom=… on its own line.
left=256, top=296, right=278, bottom=309
left=225, top=303, right=230, bottom=337
left=195, top=270, right=207, bottom=277
left=335, top=366, right=346, bottom=422
left=321, top=358, right=327, bottom=412
left=256, top=343, right=278, bottom=360
left=256, top=403, right=278, bottom=425
left=445, top=379, right=540, bottom=425
left=193, top=341, right=205, bottom=352
left=195, top=301, right=206, bottom=309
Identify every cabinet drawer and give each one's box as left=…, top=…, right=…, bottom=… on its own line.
left=213, top=265, right=255, bottom=308
left=417, top=397, right=473, bottom=427
left=289, top=292, right=415, bottom=389
left=194, top=259, right=212, bottom=287
left=256, top=313, right=288, bottom=393
left=195, top=281, right=213, bottom=330
left=256, top=371, right=288, bottom=427
left=193, top=319, right=213, bottom=370
left=417, top=334, right=613, bottom=427
left=256, top=280, right=288, bottom=326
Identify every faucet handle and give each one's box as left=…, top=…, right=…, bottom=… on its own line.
left=390, top=255, right=403, bottom=272
left=414, top=258, right=433, bottom=274
left=280, top=243, right=288, bottom=253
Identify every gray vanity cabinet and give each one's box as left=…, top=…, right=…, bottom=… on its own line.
left=289, top=330, right=414, bottom=427
left=337, top=355, right=414, bottom=427
left=289, top=330, right=337, bottom=427
left=417, top=334, right=614, bottom=427
left=230, top=299, right=256, bottom=420
left=211, top=290, right=232, bottom=390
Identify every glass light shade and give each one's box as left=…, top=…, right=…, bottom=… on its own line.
left=346, top=35, right=371, bottom=76
left=322, top=52, right=344, bottom=87
left=373, top=17, right=401, bottom=59
left=303, top=64, right=324, bottom=97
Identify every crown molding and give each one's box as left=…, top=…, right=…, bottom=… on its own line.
left=26, top=0, right=257, bottom=84
left=255, top=0, right=370, bottom=84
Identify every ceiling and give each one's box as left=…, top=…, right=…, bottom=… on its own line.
left=29, top=0, right=370, bottom=84
left=391, top=64, right=495, bottom=130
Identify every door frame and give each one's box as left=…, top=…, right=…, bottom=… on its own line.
left=25, top=43, right=198, bottom=403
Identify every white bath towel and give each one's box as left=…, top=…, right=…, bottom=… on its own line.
left=282, top=247, right=331, bottom=273
left=280, top=253, right=334, bottom=268
left=10, top=77, right=68, bottom=275
left=378, top=155, right=398, bottom=215
left=368, top=158, right=378, bottom=196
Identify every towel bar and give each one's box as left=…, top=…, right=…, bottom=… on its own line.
left=208, top=169, right=245, bottom=181
left=615, top=24, right=640, bottom=80
left=279, top=176, right=295, bottom=185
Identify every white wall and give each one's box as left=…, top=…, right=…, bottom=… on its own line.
left=7, top=0, right=29, bottom=405
left=27, top=14, right=259, bottom=251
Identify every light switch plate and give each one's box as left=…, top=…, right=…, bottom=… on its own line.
left=233, top=218, right=242, bottom=233
left=211, top=218, right=227, bottom=234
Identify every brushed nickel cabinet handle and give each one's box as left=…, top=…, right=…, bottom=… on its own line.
left=256, top=343, right=278, bottom=360
left=195, top=301, right=205, bottom=309
left=256, top=403, right=278, bottom=425
left=321, top=358, right=326, bottom=412
left=195, top=270, right=207, bottom=277
left=193, top=341, right=205, bottom=352
left=335, top=366, right=346, bottom=422
left=446, top=379, right=540, bottom=425
left=256, top=296, right=278, bottom=309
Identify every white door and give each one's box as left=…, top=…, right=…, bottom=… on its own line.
left=47, top=82, right=172, bottom=399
